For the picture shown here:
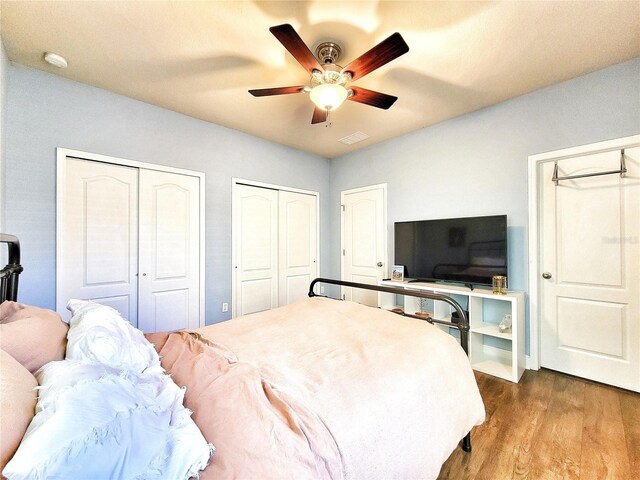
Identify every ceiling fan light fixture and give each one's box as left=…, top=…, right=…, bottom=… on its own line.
left=309, top=83, right=348, bottom=111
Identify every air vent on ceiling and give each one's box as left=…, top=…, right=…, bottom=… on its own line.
left=338, top=131, right=370, bottom=145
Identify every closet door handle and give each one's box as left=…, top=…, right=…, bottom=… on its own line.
left=542, top=272, right=552, bottom=279
left=377, top=262, right=383, bottom=267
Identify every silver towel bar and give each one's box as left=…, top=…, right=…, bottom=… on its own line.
left=553, top=149, right=627, bottom=185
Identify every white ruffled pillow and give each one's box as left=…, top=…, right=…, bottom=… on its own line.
left=65, top=299, right=161, bottom=374
left=3, top=300, right=213, bottom=480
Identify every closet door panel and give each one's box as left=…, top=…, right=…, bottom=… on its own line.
left=278, top=191, right=318, bottom=306
left=234, top=185, right=278, bottom=316
left=138, top=169, right=200, bottom=332
left=57, top=158, right=139, bottom=324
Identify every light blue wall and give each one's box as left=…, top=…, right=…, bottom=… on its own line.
left=4, top=65, right=330, bottom=324
left=0, top=39, right=8, bottom=234
left=329, top=57, right=640, bottom=353
left=5, top=57, right=639, bottom=342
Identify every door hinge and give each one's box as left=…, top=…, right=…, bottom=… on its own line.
left=342, top=249, right=345, bottom=256
left=341, top=204, right=345, bottom=212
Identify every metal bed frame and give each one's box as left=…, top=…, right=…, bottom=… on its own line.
left=0, top=234, right=23, bottom=303
left=0, top=237, right=474, bottom=453
left=309, top=277, right=473, bottom=452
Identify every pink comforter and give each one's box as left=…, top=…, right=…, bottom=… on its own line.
left=150, top=297, right=485, bottom=479
left=145, top=330, right=342, bottom=480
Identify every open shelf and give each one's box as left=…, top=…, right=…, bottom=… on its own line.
left=471, top=359, right=513, bottom=379
left=471, top=324, right=512, bottom=340
left=379, top=280, right=524, bottom=383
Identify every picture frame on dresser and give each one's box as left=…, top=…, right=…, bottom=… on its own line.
left=391, top=265, right=405, bottom=281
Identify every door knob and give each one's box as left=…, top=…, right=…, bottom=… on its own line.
left=377, top=262, right=383, bottom=267
left=542, top=272, right=552, bottom=279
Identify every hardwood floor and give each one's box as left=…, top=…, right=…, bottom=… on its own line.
left=438, top=368, right=640, bottom=479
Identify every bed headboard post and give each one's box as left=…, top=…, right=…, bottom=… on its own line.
left=0, top=233, right=23, bottom=302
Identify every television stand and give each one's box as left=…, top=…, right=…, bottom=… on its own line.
left=378, top=280, right=524, bottom=383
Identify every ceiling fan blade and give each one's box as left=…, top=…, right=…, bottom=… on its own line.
left=311, top=106, right=327, bottom=124
left=348, top=86, right=398, bottom=109
left=248, top=86, right=305, bottom=97
left=342, top=32, right=409, bottom=82
left=270, top=24, right=323, bottom=74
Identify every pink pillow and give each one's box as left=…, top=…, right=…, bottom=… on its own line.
left=0, top=303, right=69, bottom=374
left=0, top=301, right=25, bottom=322
left=0, top=349, right=38, bottom=472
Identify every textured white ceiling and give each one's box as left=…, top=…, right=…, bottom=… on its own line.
left=2, top=1, right=639, bottom=158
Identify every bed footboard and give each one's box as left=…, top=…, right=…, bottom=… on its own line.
left=308, top=277, right=470, bottom=353
left=308, top=277, right=474, bottom=453
left=0, top=234, right=23, bottom=303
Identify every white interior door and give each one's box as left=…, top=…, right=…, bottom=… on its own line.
left=138, top=169, right=200, bottom=333
left=234, top=184, right=278, bottom=316
left=540, top=146, right=639, bottom=391
left=278, top=190, right=318, bottom=306
left=341, top=184, right=386, bottom=306
left=57, top=158, right=139, bottom=324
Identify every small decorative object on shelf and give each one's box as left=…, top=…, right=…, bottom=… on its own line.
left=390, top=307, right=404, bottom=315
left=391, top=265, right=404, bottom=281
left=499, top=313, right=512, bottom=333
left=450, top=310, right=468, bottom=324
left=415, top=298, right=432, bottom=318
left=492, top=275, right=507, bottom=295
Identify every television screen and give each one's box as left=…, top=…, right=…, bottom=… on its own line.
left=394, top=215, right=507, bottom=286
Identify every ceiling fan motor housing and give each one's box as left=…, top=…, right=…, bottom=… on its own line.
left=316, top=42, right=342, bottom=64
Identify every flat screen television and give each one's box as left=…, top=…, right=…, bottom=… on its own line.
left=394, top=215, right=507, bottom=287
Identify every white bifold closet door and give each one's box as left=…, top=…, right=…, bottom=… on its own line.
left=57, top=157, right=201, bottom=332
left=234, top=184, right=317, bottom=317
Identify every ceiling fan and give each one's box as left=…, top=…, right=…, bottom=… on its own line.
left=249, top=24, right=409, bottom=125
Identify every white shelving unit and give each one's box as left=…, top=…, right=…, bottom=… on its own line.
left=378, top=280, right=525, bottom=383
